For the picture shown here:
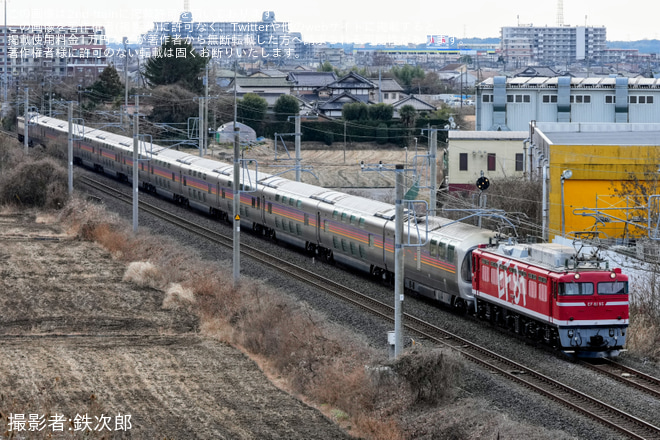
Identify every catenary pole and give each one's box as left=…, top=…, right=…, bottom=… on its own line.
left=23, top=87, right=28, bottom=152
left=68, top=102, right=73, bottom=195
left=132, top=95, right=139, bottom=233
left=394, top=164, right=405, bottom=357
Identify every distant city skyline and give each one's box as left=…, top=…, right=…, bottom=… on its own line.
left=3, top=0, right=659, bottom=45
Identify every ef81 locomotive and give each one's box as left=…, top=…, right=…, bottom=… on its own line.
left=472, top=243, right=628, bottom=358
left=18, top=114, right=629, bottom=358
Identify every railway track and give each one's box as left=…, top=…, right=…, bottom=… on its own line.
left=79, top=174, right=660, bottom=440
left=581, top=358, right=660, bottom=400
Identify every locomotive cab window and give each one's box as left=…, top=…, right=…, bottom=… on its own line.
left=598, top=281, right=628, bottom=295
left=559, top=282, right=594, bottom=296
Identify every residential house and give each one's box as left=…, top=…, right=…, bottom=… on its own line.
left=392, top=95, right=437, bottom=118
left=227, top=76, right=293, bottom=106
left=371, top=78, right=404, bottom=104
left=317, top=92, right=368, bottom=118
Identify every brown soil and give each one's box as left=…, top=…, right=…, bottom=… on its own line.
left=0, top=211, right=350, bottom=439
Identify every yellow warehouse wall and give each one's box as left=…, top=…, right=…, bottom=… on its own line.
left=548, top=144, right=660, bottom=241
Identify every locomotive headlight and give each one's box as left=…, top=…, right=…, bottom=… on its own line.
left=610, top=272, right=616, bottom=279
left=568, top=329, right=574, bottom=338
left=574, top=273, right=580, bottom=280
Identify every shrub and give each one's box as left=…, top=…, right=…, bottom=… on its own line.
left=0, top=156, right=68, bottom=209
left=389, top=348, right=463, bottom=405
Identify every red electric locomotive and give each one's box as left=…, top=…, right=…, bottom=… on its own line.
left=472, top=242, right=628, bottom=358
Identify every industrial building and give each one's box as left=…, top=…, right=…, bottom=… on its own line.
left=529, top=122, right=660, bottom=242
left=476, top=76, right=660, bottom=131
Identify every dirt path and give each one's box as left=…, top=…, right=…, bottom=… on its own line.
left=0, top=212, right=351, bottom=439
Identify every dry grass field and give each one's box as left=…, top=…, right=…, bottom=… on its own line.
left=0, top=209, right=352, bottom=439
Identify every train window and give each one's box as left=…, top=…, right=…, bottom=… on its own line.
left=222, top=189, right=226, bottom=199
left=297, top=200, right=302, bottom=208
left=183, top=177, right=187, bottom=186
left=341, top=239, right=349, bottom=252
left=203, top=173, right=207, bottom=180
left=430, top=239, right=438, bottom=257
left=268, top=203, right=272, bottom=214
left=538, top=276, right=547, bottom=283
left=438, top=242, right=447, bottom=260
left=304, top=214, right=309, bottom=226
left=559, top=283, right=594, bottom=295
left=172, top=172, right=175, bottom=181
left=289, top=223, right=295, bottom=233
left=598, top=281, right=628, bottom=295
left=350, top=242, right=357, bottom=256
left=529, top=274, right=537, bottom=281
left=203, top=193, right=206, bottom=202
left=257, top=199, right=260, bottom=209
left=460, top=253, right=472, bottom=282
left=275, top=218, right=280, bottom=228
left=350, top=214, right=357, bottom=225
left=282, top=196, right=288, bottom=205
left=359, top=245, right=367, bottom=259
left=447, top=245, right=455, bottom=263
left=341, top=212, right=348, bottom=223
left=289, top=198, right=295, bottom=207
left=296, top=224, right=302, bottom=235
left=324, top=220, right=329, bottom=232
left=333, top=236, right=339, bottom=249
left=252, top=198, right=256, bottom=208
left=528, top=281, right=537, bottom=299
left=276, top=194, right=280, bottom=202
left=359, top=217, right=365, bottom=228
left=333, top=210, right=339, bottom=220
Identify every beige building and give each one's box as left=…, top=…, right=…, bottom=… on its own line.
left=447, top=131, right=528, bottom=192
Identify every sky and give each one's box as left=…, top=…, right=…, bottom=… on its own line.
left=3, top=0, right=659, bottom=45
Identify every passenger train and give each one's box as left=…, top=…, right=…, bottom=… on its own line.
left=17, top=114, right=629, bottom=358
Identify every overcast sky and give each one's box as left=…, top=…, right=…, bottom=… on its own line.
left=5, top=0, right=659, bottom=45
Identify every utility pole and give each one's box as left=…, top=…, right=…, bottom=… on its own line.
left=198, top=97, right=204, bottom=157
left=232, top=58, right=240, bottom=286
left=68, top=102, right=73, bottom=195
left=393, top=164, right=405, bottom=358
left=49, top=78, right=53, bottom=117
left=124, top=37, right=129, bottom=130
left=3, top=0, right=7, bottom=108
left=361, top=162, right=428, bottom=358
left=294, top=115, right=301, bottom=182
left=23, top=88, right=28, bottom=152
left=429, top=129, right=437, bottom=215
left=132, top=95, right=139, bottom=233
left=204, top=62, right=209, bottom=155
left=233, top=124, right=241, bottom=285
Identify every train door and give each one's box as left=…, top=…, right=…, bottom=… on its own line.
left=549, top=279, right=557, bottom=318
